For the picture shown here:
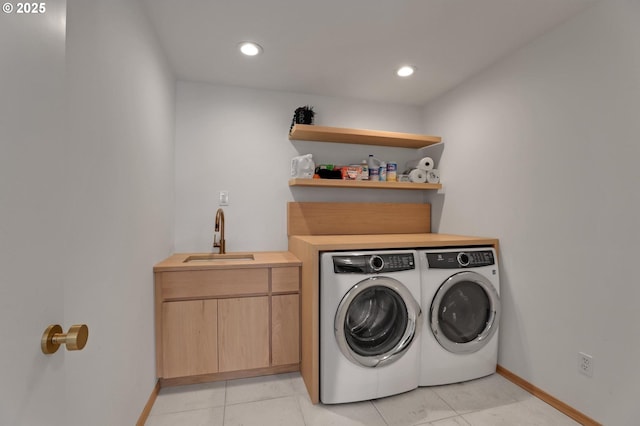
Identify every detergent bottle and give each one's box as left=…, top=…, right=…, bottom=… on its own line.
left=367, top=155, right=381, bottom=181
left=379, top=161, right=387, bottom=182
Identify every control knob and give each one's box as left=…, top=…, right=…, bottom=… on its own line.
left=369, top=255, right=385, bottom=272
left=457, top=252, right=470, bottom=267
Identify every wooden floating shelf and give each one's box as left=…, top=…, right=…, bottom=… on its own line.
left=289, top=124, right=441, bottom=149
left=289, top=178, right=442, bottom=190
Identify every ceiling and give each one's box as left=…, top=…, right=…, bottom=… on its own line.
left=141, top=0, right=597, bottom=106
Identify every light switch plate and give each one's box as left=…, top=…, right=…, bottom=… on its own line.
left=219, top=190, right=229, bottom=206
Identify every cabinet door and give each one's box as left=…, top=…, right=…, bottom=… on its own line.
left=162, top=299, right=218, bottom=378
left=218, top=296, right=269, bottom=372
left=272, top=294, right=300, bottom=366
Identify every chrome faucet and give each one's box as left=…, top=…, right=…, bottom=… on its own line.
left=213, top=208, right=226, bottom=254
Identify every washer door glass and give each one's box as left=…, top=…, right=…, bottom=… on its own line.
left=431, top=271, right=500, bottom=354
left=335, top=277, right=421, bottom=368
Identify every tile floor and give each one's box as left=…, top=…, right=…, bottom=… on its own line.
left=146, top=372, right=580, bottom=426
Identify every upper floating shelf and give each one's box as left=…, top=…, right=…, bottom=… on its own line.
left=289, top=124, right=441, bottom=149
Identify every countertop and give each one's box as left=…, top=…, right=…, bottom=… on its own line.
left=153, top=251, right=302, bottom=272
left=288, top=233, right=499, bottom=251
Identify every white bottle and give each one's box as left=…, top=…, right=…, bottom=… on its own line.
left=379, top=161, right=387, bottom=182
left=368, top=155, right=381, bottom=181
left=360, top=160, right=369, bottom=180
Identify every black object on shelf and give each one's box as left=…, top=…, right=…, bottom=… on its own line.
left=315, top=167, right=342, bottom=179
left=289, top=105, right=315, bottom=134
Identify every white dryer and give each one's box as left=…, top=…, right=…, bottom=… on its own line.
left=418, top=247, right=500, bottom=386
left=320, top=250, right=422, bottom=404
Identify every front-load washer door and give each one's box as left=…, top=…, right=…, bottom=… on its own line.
left=430, top=271, right=500, bottom=354
left=334, top=276, right=421, bottom=368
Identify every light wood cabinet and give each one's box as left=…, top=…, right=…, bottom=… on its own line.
left=272, top=294, right=300, bottom=366
left=272, top=266, right=300, bottom=293
left=154, top=256, right=301, bottom=385
left=161, top=299, right=218, bottom=378
left=218, top=296, right=270, bottom=372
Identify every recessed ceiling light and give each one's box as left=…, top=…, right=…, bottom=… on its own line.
left=239, top=41, right=263, bottom=56
left=396, top=65, right=415, bottom=77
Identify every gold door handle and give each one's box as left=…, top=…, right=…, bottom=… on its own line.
left=41, top=324, right=89, bottom=354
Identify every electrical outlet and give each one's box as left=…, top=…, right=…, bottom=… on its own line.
left=219, top=190, right=229, bottom=206
left=579, top=352, right=593, bottom=377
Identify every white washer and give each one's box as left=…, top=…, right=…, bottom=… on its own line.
left=418, top=247, right=500, bottom=386
left=320, top=250, right=422, bottom=404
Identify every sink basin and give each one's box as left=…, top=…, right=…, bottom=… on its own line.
left=183, top=254, right=255, bottom=263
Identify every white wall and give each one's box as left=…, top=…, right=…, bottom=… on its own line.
left=422, top=1, right=640, bottom=424
left=64, top=0, right=174, bottom=424
left=174, top=82, right=427, bottom=252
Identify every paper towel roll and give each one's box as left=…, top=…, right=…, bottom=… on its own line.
left=406, top=157, right=434, bottom=171
left=408, top=168, right=427, bottom=183
left=426, top=169, right=440, bottom=184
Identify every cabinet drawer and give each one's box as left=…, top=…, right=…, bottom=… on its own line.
left=160, top=268, right=269, bottom=300
left=272, top=267, right=300, bottom=293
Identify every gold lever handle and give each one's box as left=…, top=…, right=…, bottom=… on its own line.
left=41, top=324, right=89, bottom=354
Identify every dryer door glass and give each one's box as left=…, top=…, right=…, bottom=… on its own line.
left=438, top=281, right=489, bottom=343
left=431, top=271, right=500, bottom=354
left=335, top=277, right=421, bottom=368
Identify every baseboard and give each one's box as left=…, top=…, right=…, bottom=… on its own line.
left=496, top=365, right=601, bottom=426
left=159, top=363, right=299, bottom=388
left=136, top=380, right=160, bottom=426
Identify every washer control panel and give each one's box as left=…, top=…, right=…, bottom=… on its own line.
left=333, top=253, right=415, bottom=274
left=426, top=250, right=495, bottom=269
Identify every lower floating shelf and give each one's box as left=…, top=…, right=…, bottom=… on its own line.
left=288, top=178, right=442, bottom=190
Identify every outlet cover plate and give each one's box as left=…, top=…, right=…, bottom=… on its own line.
left=579, top=352, right=593, bottom=377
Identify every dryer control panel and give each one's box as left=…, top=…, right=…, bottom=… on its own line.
left=333, top=253, right=415, bottom=274
left=427, top=250, right=495, bottom=269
